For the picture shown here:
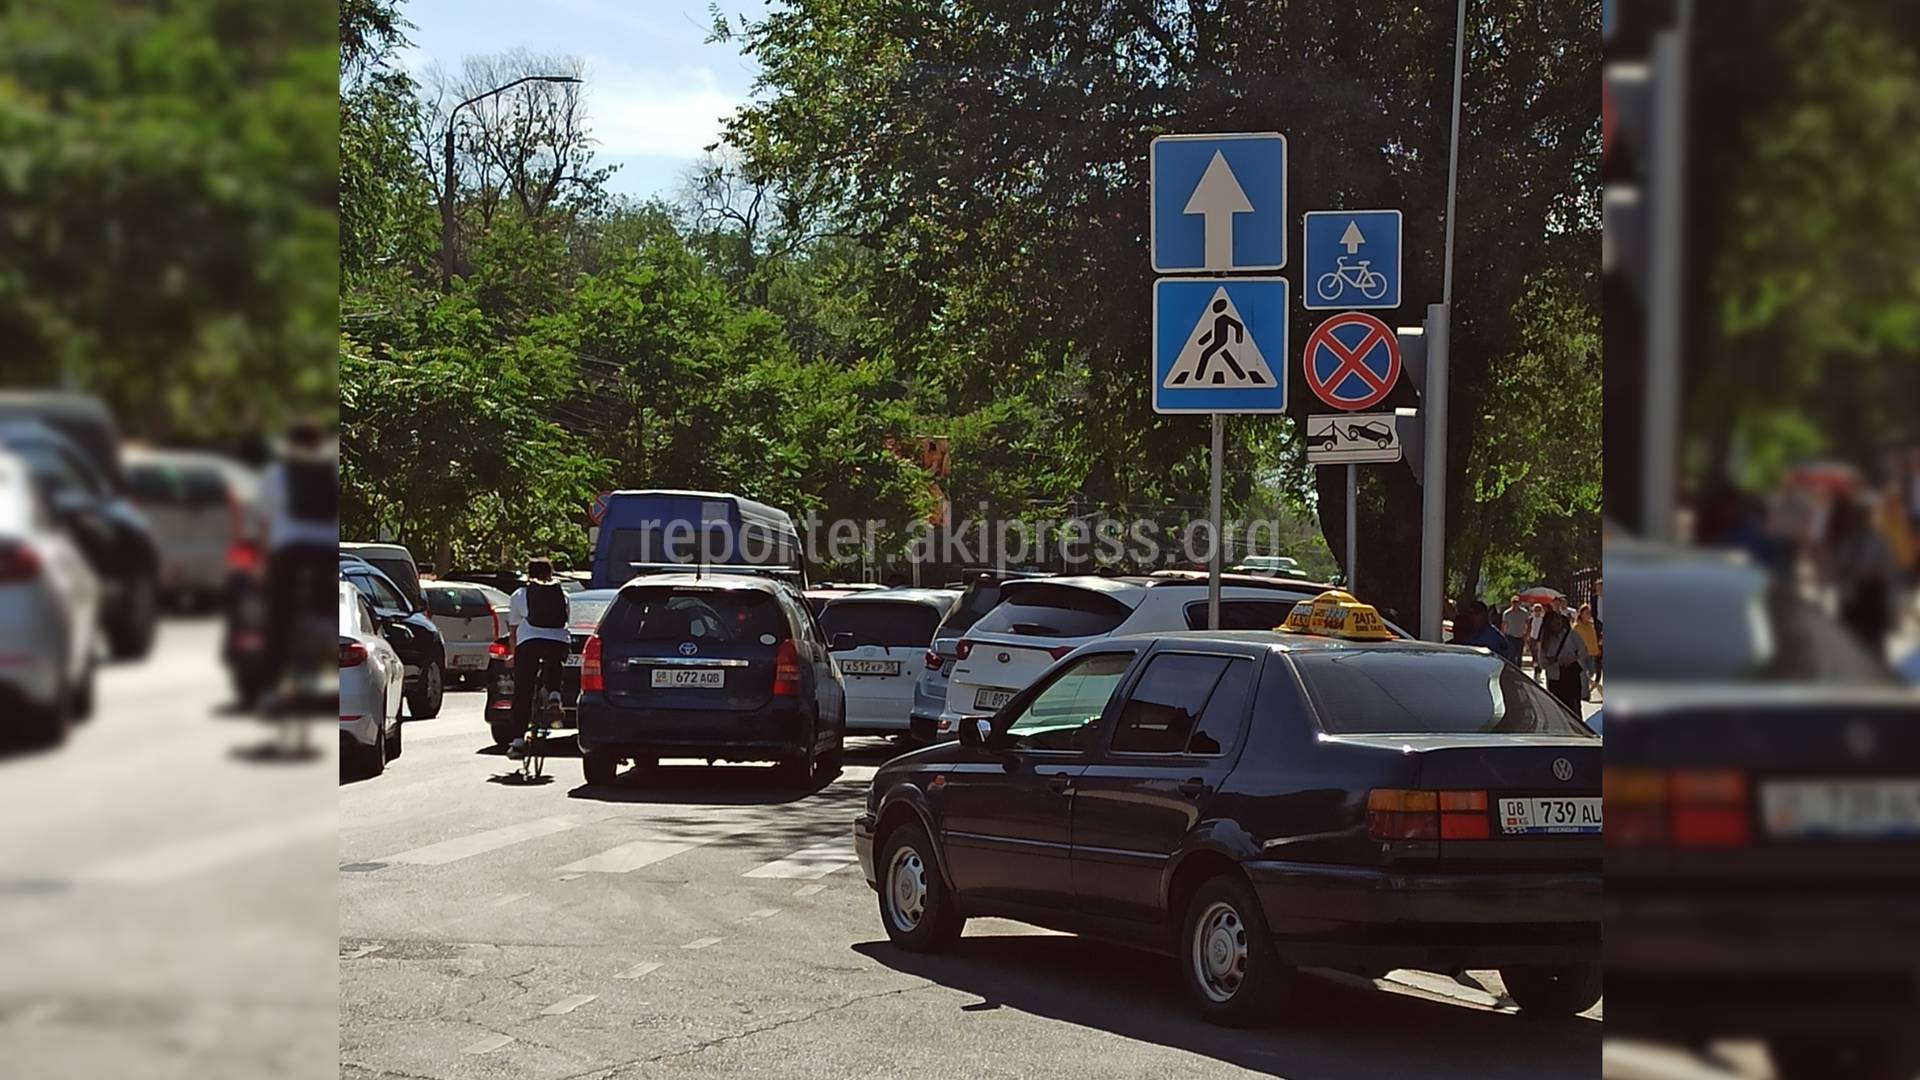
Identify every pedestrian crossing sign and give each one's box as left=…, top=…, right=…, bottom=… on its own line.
left=1152, top=277, right=1289, bottom=413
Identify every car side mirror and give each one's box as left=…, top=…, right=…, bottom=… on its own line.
left=830, top=633, right=856, bottom=652
left=958, top=716, right=997, bottom=749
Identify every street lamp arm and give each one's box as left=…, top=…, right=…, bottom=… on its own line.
left=452, top=74, right=582, bottom=117
left=438, top=73, right=582, bottom=290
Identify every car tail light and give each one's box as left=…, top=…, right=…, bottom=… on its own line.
left=773, top=638, right=804, bottom=696
left=339, top=642, right=368, bottom=668
left=924, top=649, right=944, bottom=672
left=225, top=541, right=261, bottom=575
left=0, top=542, right=41, bottom=583
left=488, top=639, right=513, bottom=662
left=1604, top=768, right=1751, bottom=848
left=579, top=634, right=603, bottom=693
left=954, top=639, right=974, bottom=661
left=1047, top=645, right=1075, bottom=661
left=1366, top=789, right=1490, bottom=841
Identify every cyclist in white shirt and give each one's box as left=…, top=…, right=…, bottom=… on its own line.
left=506, top=558, right=570, bottom=759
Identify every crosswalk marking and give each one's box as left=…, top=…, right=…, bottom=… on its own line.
left=613, top=961, right=661, bottom=980
left=461, top=1033, right=515, bottom=1055
left=379, top=818, right=580, bottom=866
left=541, top=994, right=597, bottom=1016
left=743, top=841, right=859, bottom=880
left=681, top=937, right=722, bottom=950
left=556, top=820, right=752, bottom=874
left=794, top=883, right=828, bottom=897
left=746, top=908, right=779, bottom=920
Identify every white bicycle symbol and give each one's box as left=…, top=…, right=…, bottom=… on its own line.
left=1315, top=257, right=1389, bottom=302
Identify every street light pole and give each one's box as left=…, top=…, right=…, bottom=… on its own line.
left=439, top=74, right=582, bottom=291
left=1420, top=0, right=1468, bottom=641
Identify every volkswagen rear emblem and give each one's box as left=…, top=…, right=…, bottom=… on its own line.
left=679, top=642, right=697, bottom=656
left=997, top=652, right=1010, bottom=663
left=1552, top=757, right=1574, bottom=782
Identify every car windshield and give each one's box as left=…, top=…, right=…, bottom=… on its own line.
left=568, top=595, right=617, bottom=632
left=1292, top=650, right=1595, bottom=736
left=820, top=601, right=942, bottom=647
left=599, top=586, right=788, bottom=645
left=968, top=583, right=1131, bottom=639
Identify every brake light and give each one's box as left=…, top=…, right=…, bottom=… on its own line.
left=0, top=542, right=41, bottom=583
left=1366, top=789, right=1489, bottom=841
left=773, top=638, right=803, bottom=696
left=225, top=541, right=261, bottom=575
left=1047, top=645, right=1075, bottom=661
left=924, top=649, right=944, bottom=672
left=1604, top=768, right=1751, bottom=848
left=579, top=634, right=603, bottom=693
left=488, top=639, right=512, bottom=661
left=339, top=642, right=368, bottom=668
left=955, top=639, right=973, bottom=661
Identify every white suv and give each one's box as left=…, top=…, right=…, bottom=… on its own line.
left=934, top=574, right=1390, bottom=738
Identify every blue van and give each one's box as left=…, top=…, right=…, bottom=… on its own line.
left=590, top=490, right=806, bottom=589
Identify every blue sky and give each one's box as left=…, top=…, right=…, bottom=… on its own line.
left=397, top=0, right=767, bottom=200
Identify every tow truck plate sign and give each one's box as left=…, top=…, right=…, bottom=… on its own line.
left=1499, top=797, right=1602, bottom=835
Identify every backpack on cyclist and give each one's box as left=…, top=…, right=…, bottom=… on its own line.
left=525, top=581, right=568, bottom=629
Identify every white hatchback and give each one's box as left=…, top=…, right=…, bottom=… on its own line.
left=0, top=449, right=100, bottom=744
left=339, top=580, right=405, bottom=777
left=935, top=574, right=1374, bottom=738
left=819, top=589, right=958, bottom=734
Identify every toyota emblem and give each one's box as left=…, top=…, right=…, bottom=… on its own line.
left=1552, top=757, right=1574, bottom=782
left=997, top=652, right=1011, bottom=664
left=679, top=642, right=698, bottom=656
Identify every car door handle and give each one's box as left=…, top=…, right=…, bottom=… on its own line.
left=1047, top=774, right=1073, bottom=795
left=1177, top=778, right=1207, bottom=798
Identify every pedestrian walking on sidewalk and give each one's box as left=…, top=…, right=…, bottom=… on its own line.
left=1538, top=609, right=1589, bottom=713
left=1528, top=602, right=1547, bottom=682
left=1574, top=603, right=1601, bottom=698
left=1825, top=496, right=1898, bottom=659
left=1501, top=596, right=1532, bottom=665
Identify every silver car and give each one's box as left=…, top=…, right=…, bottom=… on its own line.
left=0, top=449, right=101, bottom=745
left=124, top=447, right=257, bottom=610
left=339, top=580, right=405, bottom=777
left=421, top=581, right=505, bottom=687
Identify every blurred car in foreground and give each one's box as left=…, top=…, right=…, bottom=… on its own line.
left=340, top=558, right=445, bottom=720
left=1604, top=541, right=1920, bottom=1078
left=482, top=587, right=619, bottom=745
left=817, top=588, right=957, bottom=735
left=125, top=446, right=257, bottom=611
left=0, top=417, right=159, bottom=659
left=857, top=601, right=1601, bottom=1025
left=0, top=449, right=101, bottom=745
left=339, top=580, right=404, bottom=777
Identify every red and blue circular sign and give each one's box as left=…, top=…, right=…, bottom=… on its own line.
left=588, top=490, right=612, bottom=525
left=1303, top=311, right=1400, bottom=411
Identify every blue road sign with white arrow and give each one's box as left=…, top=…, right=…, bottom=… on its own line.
left=1303, top=209, right=1402, bottom=310
left=1151, top=133, right=1287, bottom=273
left=1152, top=277, right=1289, bottom=414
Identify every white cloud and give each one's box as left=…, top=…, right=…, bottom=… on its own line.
left=581, top=60, right=743, bottom=160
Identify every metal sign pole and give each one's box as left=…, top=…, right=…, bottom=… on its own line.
left=1346, top=464, right=1359, bottom=596
left=1208, top=413, right=1224, bottom=629
left=1420, top=302, right=1450, bottom=640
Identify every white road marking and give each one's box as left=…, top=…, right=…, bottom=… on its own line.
left=460, top=1033, right=515, bottom=1055
left=82, top=809, right=337, bottom=885
left=493, top=892, right=530, bottom=907
left=794, top=884, right=828, bottom=897
left=745, top=908, right=779, bottom=920
left=613, top=961, right=662, bottom=980
left=743, top=841, right=859, bottom=880
left=681, top=937, right=722, bottom=950
left=378, top=817, right=579, bottom=866
left=340, top=944, right=384, bottom=961
left=556, top=820, right=753, bottom=874
left=540, top=994, right=597, bottom=1016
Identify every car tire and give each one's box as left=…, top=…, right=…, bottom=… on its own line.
left=71, top=656, right=95, bottom=721
left=407, top=659, right=444, bottom=720
left=783, top=742, right=818, bottom=786
left=876, top=823, right=964, bottom=953
left=1769, top=1035, right=1919, bottom=1080
left=820, top=732, right=845, bottom=780
left=583, top=751, right=619, bottom=786
left=351, top=717, right=388, bottom=779
left=107, top=574, right=159, bottom=661
left=385, top=707, right=403, bottom=761
left=18, top=682, right=71, bottom=749
left=1179, top=874, right=1291, bottom=1027
left=1498, top=964, right=1603, bottom=1018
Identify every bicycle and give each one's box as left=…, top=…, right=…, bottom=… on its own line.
left=1315, top=257, right=1389, bottom=303
left=509, top=690, right=561, bottom=783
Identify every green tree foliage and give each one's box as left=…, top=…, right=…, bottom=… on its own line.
left=0, top=0, right=337, bottom=440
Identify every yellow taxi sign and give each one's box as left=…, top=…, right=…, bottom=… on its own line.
left=1274, top=589, right=1394, bottom=642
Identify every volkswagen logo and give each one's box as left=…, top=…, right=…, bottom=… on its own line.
left=679, top=642, right=698, bottom=656
left=997, top=652, right=1011, bottom=664
left=1552, top=757, right=1574, bottom=783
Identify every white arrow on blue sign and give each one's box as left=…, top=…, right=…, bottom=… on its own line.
left=1151, top=278, right=1289, bottom=414
left=1303, top=209, right=1402, bottom=310
left=1150, top=133, right=1287, bottom=273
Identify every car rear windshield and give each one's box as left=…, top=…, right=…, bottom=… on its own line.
left=967, top=583, right=1132, bottom=639
left=1292, top=651, right=1593, bottom=736
left=935, top=579, right=1007, bottom=638
left=129, top=463, right=228, bottom=507
left=424, top=586, right=492, bottom=620
left=599, top=586, right=790, bottom=645
left=568, top=595, right=616, bottom=632
left=820, top=601, right=942, bottom=647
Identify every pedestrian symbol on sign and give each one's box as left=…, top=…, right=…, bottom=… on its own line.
left=1164, top=287, right=1277, bottom=389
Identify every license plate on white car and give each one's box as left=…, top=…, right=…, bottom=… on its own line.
left=1499, top=797, right=1602, bottom=835
left=563, top=654, right=583, bottom=668
left=652, top=668, right=725, bottom=689
left=973, top=687, right=1016, bottom=711
left=1762, top=779, right=1920, bottom=839
left=842, top=659, right=900, bottom=676
left=452, top=654, right=486, bottom=669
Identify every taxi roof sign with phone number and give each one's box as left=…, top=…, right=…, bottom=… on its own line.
left=1277, top=590, right=1394, bottom=642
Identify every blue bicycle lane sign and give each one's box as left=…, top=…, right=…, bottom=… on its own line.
left=1303, top=210, right=1401, bottom=310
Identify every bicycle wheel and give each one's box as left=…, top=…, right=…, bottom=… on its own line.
left=1315, top=271, right=1343, bottom=302
left=1359, top=272, right=1387, bottom=300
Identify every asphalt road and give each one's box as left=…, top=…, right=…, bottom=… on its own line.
left=0, top=616, right=337, bottom=1080
left=341, top=690, right=1601, bottom=1079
